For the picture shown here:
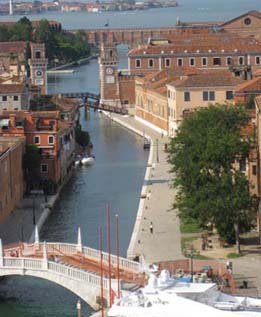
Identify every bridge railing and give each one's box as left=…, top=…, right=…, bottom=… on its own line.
left=46, top=243, right=142, bottom=272
left=2, top=256, right=108, bottom=290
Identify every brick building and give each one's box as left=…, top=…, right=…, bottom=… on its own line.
left=220, top=10, right=261, bottom=39
left=0, top=136, right=25, bottom=222
left=127, top=33, right=261, bottom=77
left=0, top=102, right=77, bottom=188
left=135, top=68, right=199, bottom=134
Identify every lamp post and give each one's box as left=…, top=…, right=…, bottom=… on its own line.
left=156, top=139, right=159, bottom=163
left=188, top=245, right=197, bottom=283
left=32, top=195, right=36, bottom=226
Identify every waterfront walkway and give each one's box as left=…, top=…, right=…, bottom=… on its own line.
left=105, top=112, right=183, bottom=264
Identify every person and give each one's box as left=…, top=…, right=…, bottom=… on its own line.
left=150, top=222, right=153, bottom=234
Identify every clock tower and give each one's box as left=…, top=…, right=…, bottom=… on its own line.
left=99, top=43, right=121, bottom=107
left=28, top=43, right=48, bottom=95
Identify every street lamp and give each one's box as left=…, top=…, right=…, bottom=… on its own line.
left=187, top=245, right=197, bottom=283
left=156, top=139, right=159, bottom=163
left=32, top=195, right=36, bottom=225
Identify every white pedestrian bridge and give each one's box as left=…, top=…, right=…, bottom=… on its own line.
left=0, top=228, right=143, bottom=310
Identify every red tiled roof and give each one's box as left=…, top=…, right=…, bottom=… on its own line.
left=236, top=77, right=261, bottom=93
left=31, top=111, right=59, bottom=119
left=168, top=71, right=244, bottom=89
left=0, top=42, right=27, bottom=54
left=128, top=34, right=261, bottom=56
left=0, top=84, right=25, bottom=94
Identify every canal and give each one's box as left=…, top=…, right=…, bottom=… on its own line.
left=0, top=49, right=149, bottom=316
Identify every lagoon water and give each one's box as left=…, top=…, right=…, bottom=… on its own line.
left=0, top=1, right=261, bottom=316
left=0, top=0, right=260, bottom=29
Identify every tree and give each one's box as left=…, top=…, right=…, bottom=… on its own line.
left=9, top=17, right=32, bottom=41
left=169, top=105, right=257, bottom=253
left=0, top=25, right=10, bottom=41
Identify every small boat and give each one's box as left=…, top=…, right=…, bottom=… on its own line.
left=81, top=155, right=95, bottom=166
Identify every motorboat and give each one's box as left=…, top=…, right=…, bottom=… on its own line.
left=81, top=155, right=95, bottom=165
left=108, top=270, right=261, bottom=317
left=74, top=154, right=95, bottom=166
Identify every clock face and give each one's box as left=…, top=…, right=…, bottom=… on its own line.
left=106, top=67, right=114, bottom=75
left=35, top=69, right=43, bottom=78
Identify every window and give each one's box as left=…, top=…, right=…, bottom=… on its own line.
left=177, top=58, right=183, bottom=67
left=256, top=56, right=260, bottom=65
left=41, top=164, right=48, bottom=173
left=167, top=90, right=171, bottom=98
left=148, top=59, right=154, bottom=68
left=202, top=91, right=215, bottom=101
left=226, top=57, right=233, bottom=66
left=34, top=136, right=40, bottom=144
left=226, top=91, right=233, bottom=100
left=202, top=57, right=207, bottom=66
left=244, top=17, right=251, bottom=25
left=239, top=159, right=246, bottom=172
left=238, top=56, right=244, bottom=65
left=203, top=91, right=209, bottom=101
left=13, top=95, right=19, bottom=101
left=252, top=165, right=257, bottom=176
left=189, top=57, right=195, bottom=66
left=209, top=91, right=215, bottom=101
left=184, top=92, right=190, bottom=102
left=165, top=58, right=170, bottom=67
left=48, top=136, right=54, bottom=144
left=2, top=96, right=7, bottom=101
left=213, top=57, right=221, bottom=66
left=35, top=51, right=41, bottom=59
left=135, top=59, right=141, bottom=68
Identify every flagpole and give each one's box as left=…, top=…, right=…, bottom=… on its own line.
left=107, top=204, right=112, bottom=307
left=100, top=226, right=104, bottom=317
left=116, top=214, right=120, bottom=298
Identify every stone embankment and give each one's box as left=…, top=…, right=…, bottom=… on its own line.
left=101, top=111, right=183, bottom=265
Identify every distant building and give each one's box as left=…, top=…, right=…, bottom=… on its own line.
left=0, top=136, right=25, bottom=222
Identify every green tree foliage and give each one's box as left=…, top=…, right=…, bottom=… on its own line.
left=2, top=18, right=91, bottom=64
left=9, top=17, right=33, bottom=41
left=23, top=144, right=41, bottom=171
left=169, top=105, right=257, bottom=252
left=0, top=25, right=10, bottom=41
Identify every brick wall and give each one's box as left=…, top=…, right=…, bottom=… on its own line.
left=119, top=75, right=136, bottom=107
left=0, top=138, right=25, bottom=223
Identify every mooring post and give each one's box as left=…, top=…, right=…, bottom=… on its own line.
left=76, top=299, right=82, bottom=317
left=0, top=239, right=3, bottom=267
left=76, top=227, right=83, bottom=253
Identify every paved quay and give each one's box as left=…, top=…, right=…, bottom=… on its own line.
left=102, top=112, right=183, bottom=265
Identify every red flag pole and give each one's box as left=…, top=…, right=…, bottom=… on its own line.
left=116, top=214, right=120, bottom=298
left=100, top=227, right=104, bottom=317
left=107, top=204, right=112, bottom=307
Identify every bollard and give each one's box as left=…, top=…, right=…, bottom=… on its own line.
left=76, top=299, right=82, bottom=317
